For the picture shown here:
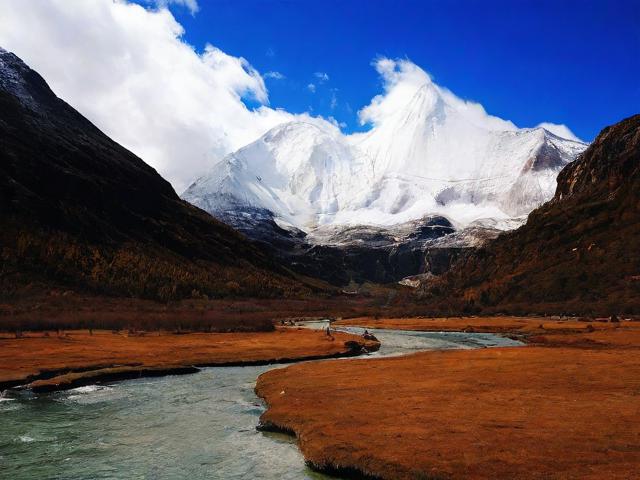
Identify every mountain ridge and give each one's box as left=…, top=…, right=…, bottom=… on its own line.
left=0, top=47, right=309, bottom=301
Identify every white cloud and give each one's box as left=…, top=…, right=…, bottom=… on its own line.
left=359, top=57, right=517, bottom=132
left=264, top=71, right=285, bottom=80
left=358, top=58, right=431, bottom=127
left=314, top=71, right=329, bottom=83
left=358, top=57, right=584, bottom=143
left=536, top=122, right=583, bottom=142
left=307, top=83, right=316, bottom=93
left=0, top=0, right=328, bottom=192
left=148, top=0, right=199, bottom=15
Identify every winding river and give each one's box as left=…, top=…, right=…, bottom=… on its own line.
left=0, top=324, right=522, bottom=479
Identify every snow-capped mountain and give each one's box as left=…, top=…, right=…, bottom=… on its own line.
left=183, top=79, right=586, bottom=233
left=182, top=74, right=587, bottom=286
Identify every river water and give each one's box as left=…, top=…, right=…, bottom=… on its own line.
left=0, top=324, right=522, bottom=479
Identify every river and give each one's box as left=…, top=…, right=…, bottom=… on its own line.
left=0, top=324, right=522, bottom=479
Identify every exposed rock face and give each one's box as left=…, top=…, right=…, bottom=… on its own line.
left=554, top=115, right=640, bottom=200
left=216, top=207, right=464, bottom=285
left=0, top=48, right=305, bottom=300
left=212, top=201, right=513, bottom=286
left=423, top=114, right=640, bottom=315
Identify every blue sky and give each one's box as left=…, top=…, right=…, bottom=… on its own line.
left=162, top=0, right=639, bottom=141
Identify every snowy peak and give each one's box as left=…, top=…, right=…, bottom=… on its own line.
left=184, top=120, right=364, bottom=227
left=184, top=81, right=588, bottom=232
left=396, top=82, right=447, bottom=127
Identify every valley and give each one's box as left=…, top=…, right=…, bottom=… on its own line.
left=0, top=10, right=638, bottom=479
left=183, top=78, right=587, bottom=286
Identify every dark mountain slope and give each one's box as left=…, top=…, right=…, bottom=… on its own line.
left=214, top=208, right=458, bottom=286
left=422, top=115, right=640, bottom=315
left=0, top=47, right=308, bottom=300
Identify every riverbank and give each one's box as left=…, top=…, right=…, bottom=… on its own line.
left=256, top=317, right=640, bottom=479
left=336, top=315, right=633, bottom=341
left=0, top=328, right=379, bottom=392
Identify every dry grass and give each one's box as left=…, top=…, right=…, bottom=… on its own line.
left=256, top=317, right=640, bottom=480
left=0, top=327, right=378, bottom=391
left=0, top=286, right=423, bottom=333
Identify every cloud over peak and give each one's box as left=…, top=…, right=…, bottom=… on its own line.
left=359, top=57, right=518, bottom=133
left=358, top=58, right=432, bottom=127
